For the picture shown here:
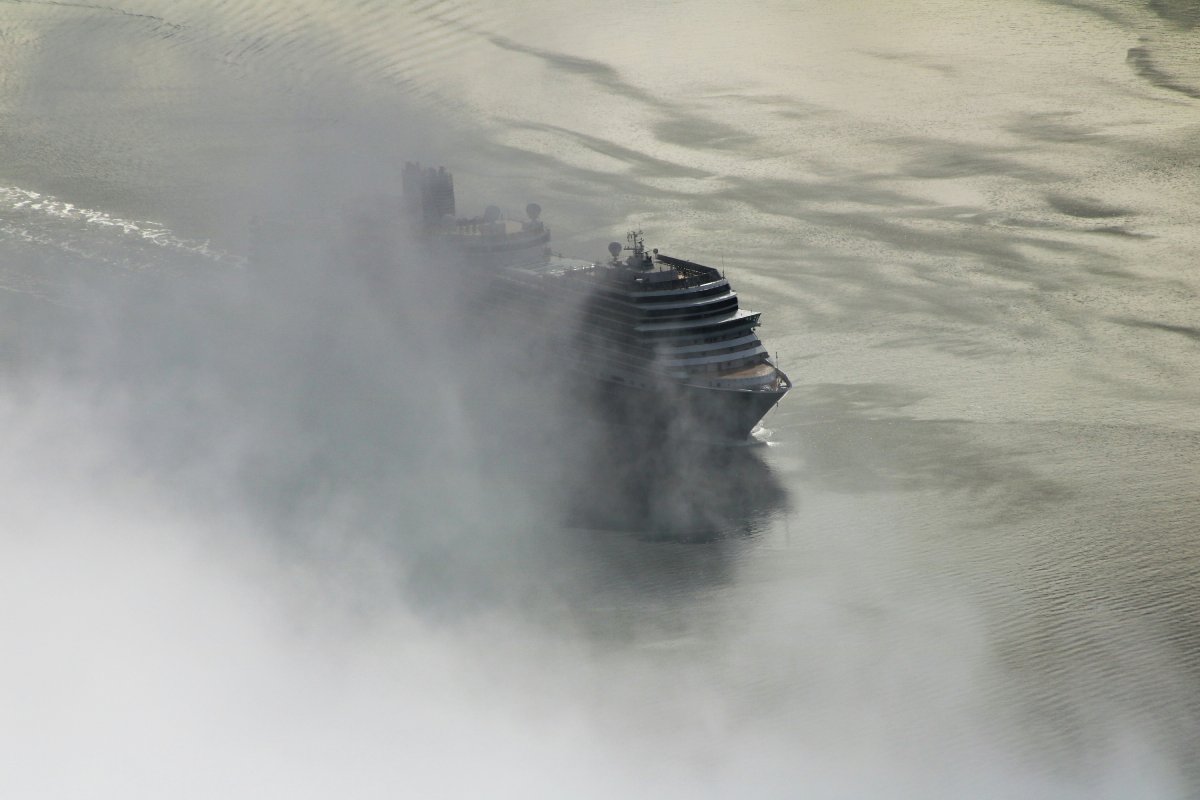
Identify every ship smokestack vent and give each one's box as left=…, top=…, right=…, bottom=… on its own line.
left=402, top=161, right=456, bottom=222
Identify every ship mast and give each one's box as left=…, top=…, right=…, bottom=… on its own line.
left=623, top=229, right=651, bottom=270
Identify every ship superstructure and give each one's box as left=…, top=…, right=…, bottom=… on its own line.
left=403, top=162, right=790, bottom=441
left=402, top=162, right=550, bottom=269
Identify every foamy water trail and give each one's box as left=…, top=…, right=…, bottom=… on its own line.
left=2, top=186, right=237, bottom=260
left=0, top=185, right=241, bottom=303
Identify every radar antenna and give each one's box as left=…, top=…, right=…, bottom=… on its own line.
left=624, top=229, right=651, bottom=270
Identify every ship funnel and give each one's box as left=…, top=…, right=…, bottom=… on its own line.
left=401, top=162, right=456, bottom=222
left=526, top=202, right=541, bottom=221
left=607, top=241, right=622, bottom=260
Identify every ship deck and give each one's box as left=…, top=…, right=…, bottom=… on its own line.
left=719, top=363, right=777, bottom=379
left=507, top=254, right=596, bottom=277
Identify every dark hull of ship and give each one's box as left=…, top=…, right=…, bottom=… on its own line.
left=575, top=371, right=789, bottom=443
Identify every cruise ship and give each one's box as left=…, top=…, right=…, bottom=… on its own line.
left=403, top=163, right=790, bottom=441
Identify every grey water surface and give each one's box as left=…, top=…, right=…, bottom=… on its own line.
left=2, top=1, right=1199, bottom=797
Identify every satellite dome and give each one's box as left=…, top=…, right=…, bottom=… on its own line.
left=483, top=205, right=501, bottom=223
left=526, top=203, right=542, bottom=220
left=607, top=241, right=622, bottom=259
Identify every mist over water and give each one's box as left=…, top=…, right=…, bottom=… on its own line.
left=3, top=1, right=1200, bottom=797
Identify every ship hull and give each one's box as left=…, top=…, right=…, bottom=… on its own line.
left=580, top=371, right=789, bottom=443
